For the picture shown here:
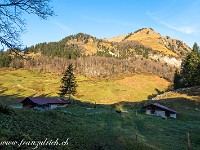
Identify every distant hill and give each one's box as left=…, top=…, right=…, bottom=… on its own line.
left=23, top=28, right=191, bottom=68
left=24, top=28, right=191, bottom=58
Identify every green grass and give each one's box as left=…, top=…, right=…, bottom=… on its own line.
left=0, top=99, right=200, bottom=150
left=0, top=68, right=60, bottom=97
left=0, top=105, right=156, bottom=150
left=0, top=69, right=200, bottom=149
left=0, top=68, right=170, bottom=104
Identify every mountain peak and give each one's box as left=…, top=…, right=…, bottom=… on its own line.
left=105, top=27, right=191, bottom=57
left=106, top=28, right=159, bottom=43
left=124, top=28, right=160, bottom=40
left=134, top=27, right=155, bottom=33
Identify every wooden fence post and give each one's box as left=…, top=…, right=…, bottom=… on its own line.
left=187, top=132, right=191, bottom=150
left=135, top=125, right=138, bottom=141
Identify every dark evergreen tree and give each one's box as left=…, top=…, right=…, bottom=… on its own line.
left=58, top=64, right=77, bottom=99
left=193, top=42, right=199, bottom=53
left=174, top=42, right=200, bottom=89
left=173, top=70, right=182, bottom=89
left=0, top=50, right=12, bottom=67
left=182, top=44, right=200, bottom=87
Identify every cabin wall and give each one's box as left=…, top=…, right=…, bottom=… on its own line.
left=155, top=110, right=165, bottom=117
left=49, top=104, right=58, bottom=109
left=146, top=109, right=166, bottom=117
left=34, top=104, right=48, bottom=110
left=170, top=113, right=176, bottom=118
left=145, top=108, right=176, bottom=118
left=22, top=99, right=36, bottom=108
left=146, top=110, right=151, bottom=115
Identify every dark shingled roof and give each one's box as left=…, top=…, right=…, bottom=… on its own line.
left=21, top=97, right=69, bottom=105
left=143, top=103, right=176, bottom=113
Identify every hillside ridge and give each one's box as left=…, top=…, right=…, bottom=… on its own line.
left=25, top=27, right=191, bottom=59
left=106, top=28, right=191, bottom=57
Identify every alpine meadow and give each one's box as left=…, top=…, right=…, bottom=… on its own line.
left=0, top=0, right=200, bottom=150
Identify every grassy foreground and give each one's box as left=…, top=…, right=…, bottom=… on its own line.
left=1, top=98, right=200, bottom=150
left=0, top=68, right=170, bottom=104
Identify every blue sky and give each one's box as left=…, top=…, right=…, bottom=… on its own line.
left=21, top=0, right=200, bottom=48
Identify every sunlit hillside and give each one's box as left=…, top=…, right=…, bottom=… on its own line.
left=124, top=28, right=176, bottom=55
left=106, top=28, right=191, bottom=57
left=106, top=34, right=127, bottom=42
left=0, top=68, right=170, bottom=104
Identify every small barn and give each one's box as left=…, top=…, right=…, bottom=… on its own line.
left=142, top=103, right=176, bottom=118
left=21, top=97, right=69, bottom=109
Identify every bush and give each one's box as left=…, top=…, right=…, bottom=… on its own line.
left=0, top=103, right=16, bottom=115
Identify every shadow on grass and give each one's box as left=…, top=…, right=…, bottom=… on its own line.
left=0, top=88, right=200, bottom=111
left=1, top=91, right=200, bottom=150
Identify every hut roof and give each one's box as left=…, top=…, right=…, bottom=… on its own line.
left=143, top=103, right=176, bottom=113
left=21, top=97, right=69, bottom=105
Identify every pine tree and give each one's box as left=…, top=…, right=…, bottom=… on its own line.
left=173, top=70, right=182, bottom=89
left=174, top=42, right=200, bottom=89
left=59, top=64, right=77, bottom=99
left=182, top=43, right=200, bottom=87
left=193, top=42, right=199, bottom=53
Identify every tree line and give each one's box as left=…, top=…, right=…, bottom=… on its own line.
left=9, top=55, right=175, bottom=81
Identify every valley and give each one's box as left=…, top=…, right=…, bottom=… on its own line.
left=1, top=0, right=200, bottom=149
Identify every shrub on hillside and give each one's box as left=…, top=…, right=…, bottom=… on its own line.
left=0, top=103, right=16, bottom=115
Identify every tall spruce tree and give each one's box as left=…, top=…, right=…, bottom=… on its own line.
left=182, top=43, right=200, bottom=87
left=173, top=69, right=182, bottom=89
left=174, top=42, right=200, bottom=89
left=59, top=64, right=77, bottom=99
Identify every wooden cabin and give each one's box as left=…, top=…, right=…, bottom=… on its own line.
left=21, top=97, right=69, bottom=109
left=142, top=103, right=176, bottom=118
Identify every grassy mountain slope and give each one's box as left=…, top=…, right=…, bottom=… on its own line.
left=0, top=68, right=170, bottom=104
left=106, top=34, right=127, bottom=42
left=1, top=86, right=200, bottom=150
left=77, top=74, right=170, bottom=104
left=125, top=28, right=176, bottom=56
left=106, top=28, right=191, bottom=57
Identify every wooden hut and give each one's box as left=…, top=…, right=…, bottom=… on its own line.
left=142, top=103, right=176, bottom=118
left=21, top=97, right=69, bottom=109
